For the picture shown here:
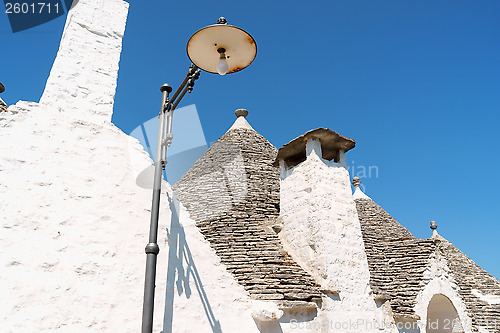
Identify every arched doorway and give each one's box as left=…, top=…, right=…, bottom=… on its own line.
left=427, top=294, right=464, bottom=333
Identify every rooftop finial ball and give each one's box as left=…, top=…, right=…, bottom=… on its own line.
left=352, top=177, right=361, bottom=187
left=235, top=109, right=248, bottom=118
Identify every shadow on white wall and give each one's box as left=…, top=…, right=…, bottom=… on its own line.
left=161, top=194, right=222, bottom=333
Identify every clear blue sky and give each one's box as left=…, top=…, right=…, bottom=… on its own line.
left=1, top=1, right=499, bottom=278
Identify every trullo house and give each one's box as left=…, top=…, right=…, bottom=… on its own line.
left=1, top=0, right=499, bottom=332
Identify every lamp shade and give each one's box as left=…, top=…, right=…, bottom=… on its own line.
left=0, top=82, right=4, bottom=94
left=187, top=18, right=257, bottom=75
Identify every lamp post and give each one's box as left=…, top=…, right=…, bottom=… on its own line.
left=141, top=17, right=257, bottom=333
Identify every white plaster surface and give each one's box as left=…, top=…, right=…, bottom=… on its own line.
left=278, top=139, right=391, bottom=332
left=471, top=289, right=500, bottom=305
left=0, top=1, right=260, bottom=331
left=161, top=194, right=260, bottom=333
left=0, top=99, right=170, bottom=332
left=353, top=187, right=372, bottom=200
left=0, top=101, right=258, bottom=333
left=39, top=0, right=129, bottom=123
left=251, top=301, right=284, bottom=322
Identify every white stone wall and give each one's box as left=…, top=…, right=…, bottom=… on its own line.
left=0, top=100, right=168, bottom=332
left=0, top=1, right=262, bottom=331
left=39, top=0, right=128, bottom=122
left=278, top=139, right=393, bottom=332
left=163, top=195, right=260, bottom=333
left=0, top=100, right=260, bottom=332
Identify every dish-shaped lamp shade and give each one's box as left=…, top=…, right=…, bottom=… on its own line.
left=187, top=18, right=257, bottom=75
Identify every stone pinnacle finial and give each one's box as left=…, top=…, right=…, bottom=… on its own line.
left=352, top=177, right=371, bottom=200
left=352, top=176, right=361, bottom=188
left=430, top=221, right=439, bottom=237
left=235, top=109, right=248, bottom=118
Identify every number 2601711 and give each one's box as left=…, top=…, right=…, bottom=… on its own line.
left=5, top=2, right=60, bottom=14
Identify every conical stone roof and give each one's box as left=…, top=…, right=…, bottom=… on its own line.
left=174, top=112, right=321, bottom=307
left=355, top=194, right=500, bottom=329
left=438, top=236, right=500, bottom=332
left=355, top=197, right=435, bottom=318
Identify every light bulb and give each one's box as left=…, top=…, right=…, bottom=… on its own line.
left=217, top=54, right=229, bottom=75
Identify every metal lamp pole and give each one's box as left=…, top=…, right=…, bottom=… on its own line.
left=140, top=17, right=256, bottom=333
left=141, top=65, right=200, bottom=333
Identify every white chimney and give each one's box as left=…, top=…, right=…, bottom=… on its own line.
left=275, top=128, right=379, bottom=324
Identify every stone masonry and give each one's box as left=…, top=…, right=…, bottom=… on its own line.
left=174, top=121, right=322, bottom=308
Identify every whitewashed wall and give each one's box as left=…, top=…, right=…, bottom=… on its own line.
left=278, top=139, right=395, bottom=333
left=39, top=0, right=128, bottom=122
left=0, top=1, right=261, bottom=331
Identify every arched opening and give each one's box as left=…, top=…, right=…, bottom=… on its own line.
left=427, top=294, right=464, bottom=333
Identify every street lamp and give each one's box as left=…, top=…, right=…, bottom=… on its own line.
left=141, top=17, right=257, bottom=333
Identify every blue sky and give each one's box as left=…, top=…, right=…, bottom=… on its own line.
left=1, top=1, right=499, bottom=278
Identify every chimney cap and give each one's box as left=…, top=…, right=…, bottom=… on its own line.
left=235, top=108, right=248, bottom=118
left=274, top=128, right=355, bottom=167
